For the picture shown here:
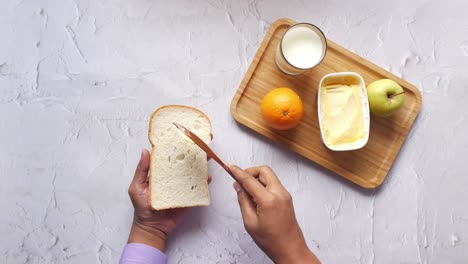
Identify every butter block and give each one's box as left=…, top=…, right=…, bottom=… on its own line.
left=318, top=72, right=370, bottom=151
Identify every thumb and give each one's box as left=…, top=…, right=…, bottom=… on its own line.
left=233, top=182, right=257, bottom=229
left=132, top=149, right=150, bottom=185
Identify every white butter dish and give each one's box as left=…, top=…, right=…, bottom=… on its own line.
left=317, top=72, right=370, bottom=151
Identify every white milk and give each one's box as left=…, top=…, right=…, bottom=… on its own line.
left=281, top=26, right=325, bottom=69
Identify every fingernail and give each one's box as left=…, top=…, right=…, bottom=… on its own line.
left=141, top=149, right=145, bottom=159
left=233, top=182, right=241, bottom=192
left=227, top=162, right=235, bottom=168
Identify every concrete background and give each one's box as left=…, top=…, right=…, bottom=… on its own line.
left=1, top=0, right=467, bottom=263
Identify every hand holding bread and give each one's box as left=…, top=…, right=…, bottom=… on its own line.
left=126, top=105, right=213, bottom=251
left=127, top=149, right=212, bottom=251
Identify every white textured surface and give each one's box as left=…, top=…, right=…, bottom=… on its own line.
left=1, top=0, right=467, bottom=263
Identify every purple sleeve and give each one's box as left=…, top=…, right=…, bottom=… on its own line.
left=120, top=243, right=168, bottom=264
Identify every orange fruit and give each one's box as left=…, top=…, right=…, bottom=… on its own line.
left=261, top=87, right=304, bottom=130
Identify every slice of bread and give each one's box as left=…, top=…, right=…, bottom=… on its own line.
left=148, top=105, right=212, bottom=210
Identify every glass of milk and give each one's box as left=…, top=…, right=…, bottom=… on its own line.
left=275, top=23, right=327, bottom=75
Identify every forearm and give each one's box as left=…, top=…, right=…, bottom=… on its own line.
left=128, top=220, right=166, bottom=252
left=275, top=246, right=320, bottom=264
left=120, top=243, right=168, bottom=264
left=273, top=237, right=320, bottom=264
left=122, top=221, right=168, bottom=264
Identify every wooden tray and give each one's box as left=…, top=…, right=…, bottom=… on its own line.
left=230, top=18, right=422, bottom=188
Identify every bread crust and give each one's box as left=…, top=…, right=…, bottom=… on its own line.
left=147, top=105, right=212, bottom=210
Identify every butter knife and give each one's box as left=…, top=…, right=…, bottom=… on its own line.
left=173, top=122, right=235, bottom=179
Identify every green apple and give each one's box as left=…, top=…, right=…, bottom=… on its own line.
left=366, top=79, right=405, bottom=117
